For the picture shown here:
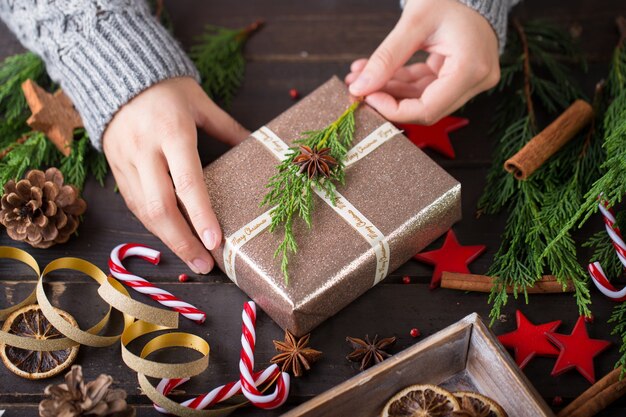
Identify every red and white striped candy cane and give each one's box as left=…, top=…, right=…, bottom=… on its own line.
left=152, top=301, right=289, bottom=414
left=588, top=201, right=626, bottom=301
left=239, top=301, right=290, bottom=409
left=154, top=366, right=281, bottom=413
left=598, top=202, right=626, bottom=266
left=109, top=243, right=207, bottom=323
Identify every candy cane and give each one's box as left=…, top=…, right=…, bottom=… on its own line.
left=109, top=243, right=207, bottom=323
left=154, top=366, right=281, bottom=413
left=588, top=201, right=626, bottom=301
left=239, top=301, right=290, bottom=409
left=153, top=302, right=289, bottom=414
left=598, top=202, right=626, bottom=267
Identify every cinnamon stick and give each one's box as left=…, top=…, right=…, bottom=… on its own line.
left=504, top=99, right=593, bottom=180
left=558, top=367, right=626, bottom=417
left=440, top=272, right=573, bottom=293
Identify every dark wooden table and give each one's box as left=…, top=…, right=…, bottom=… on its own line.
left=1, top=1, right=625, bottom=415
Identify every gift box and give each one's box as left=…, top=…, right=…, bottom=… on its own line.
left=200, top=77, right=461, bottom=336
left=282, top=314, right=553, bottom=417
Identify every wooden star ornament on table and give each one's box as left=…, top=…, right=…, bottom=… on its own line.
left=21, top=79, right=83, bottom=156
left=498, top=310, right=562, bottom=369
left=413, top=229, right=486, bottom=289
left=546, top=316, right=611, bottom=384
left=395, top=116, right=469, bottom=159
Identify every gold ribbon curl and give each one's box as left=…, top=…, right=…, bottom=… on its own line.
left=0, top=246, right=244, bottom=416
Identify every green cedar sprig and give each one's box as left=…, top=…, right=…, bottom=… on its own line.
left=59, top=129, right=109, bottom=189
left=0, top=131, right=58, bottom=187
left=190, top=20, right=263, bottom=108
left=609, top=302, right=626, bottom=374
left=478, top=20, right=593, bottom=323
left=544, top=40, right=626, bottom=251
left=0, top=51, right=110, bottom=191
left=0, top=52, right=49, bottom=149
left=262, top=100, right=361, bottom=283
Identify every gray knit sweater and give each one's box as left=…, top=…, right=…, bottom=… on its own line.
left=0, top=1, right=518, bottom=149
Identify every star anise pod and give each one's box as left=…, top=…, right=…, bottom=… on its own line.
left=346, top=334, right=396, bottom=371
left=292, top=145, right=338, bottom=179
left=270, top=331, right=322, bottom=377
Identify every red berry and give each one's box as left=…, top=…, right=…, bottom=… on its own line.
left=552, top=396, right=563, bottom=406
left=289, top=88, right=299, bottom=100
left=178, top=273, right=188, bottom=283
left=410, top=328, right=420, bottom=338
left=402, top=276, right=411, bottom=284
left=584, top=314, right=594, bottom=323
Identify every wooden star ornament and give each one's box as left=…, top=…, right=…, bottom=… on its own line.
left=396, top=116, right=469, bottom=159
left=21, top=79, right=83, bottom=156
left=498, top=310, right=562, bottom=369
left=546, top=316, right=611, bottom=384
left=413, top=229, right=486, bottom=289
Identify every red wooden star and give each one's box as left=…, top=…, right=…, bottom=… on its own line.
left=396, top=116, right=469, bottom=159
left=413, top=229, right=486, bottom=289
left=547, top=316, right=611, bottom=384
left=498, top=310, right=562, bottom=369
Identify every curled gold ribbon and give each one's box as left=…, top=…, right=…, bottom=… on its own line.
left=121, top=320, right=209, bottom=378
left=0, top=246, right=236, bottom=416
left=98, top=275, right=179, bottom=328
left=37, top=257, right=133, bottom=347
left=0, top=247, right=69, bottom=351
left=0, top=247, right=39, bottom=321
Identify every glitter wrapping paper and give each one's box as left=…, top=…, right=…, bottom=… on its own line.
left=200, top=77, right=461, bottom=336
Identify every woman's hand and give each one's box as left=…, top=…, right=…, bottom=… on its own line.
left=103, top=77, right=249, bottom=274
left=345, top=0, right=500, bottom=125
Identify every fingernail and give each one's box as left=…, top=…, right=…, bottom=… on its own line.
left=189, top=258, right=211, bottom=274
left=350, top=75, right=370, bottom=95
left=202, top=230, right=218, bottom=250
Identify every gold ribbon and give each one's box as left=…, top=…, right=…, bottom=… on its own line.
left=0, top=246, right=247, bottom=416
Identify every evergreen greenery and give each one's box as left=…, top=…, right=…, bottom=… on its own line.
left=0, top=131, right=58, bottom=187
left=190, top=21, right=262, bottom=109
left=478, top=20, right=594, bottom=323
left=262, top=100, right=361, bottom=283
left=0, top=52, right=49, bottom=149
left=59, top=130, right=109, bottom=190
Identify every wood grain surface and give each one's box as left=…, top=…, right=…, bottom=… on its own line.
left=1, top=0, right=625, bottom=416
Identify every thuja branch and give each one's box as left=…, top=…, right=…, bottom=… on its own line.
left=262, top=100, right=361, bottom=283
left=478, top=20, right=591, bottom=323
left=544, top=16, right=626, bottom=256
left=190, top=20, right=264, bottom=108
left=513, top=19, right=536, bottom=130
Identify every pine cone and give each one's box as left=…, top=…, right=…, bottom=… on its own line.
left=0, top=168, right=86, bottom=248
left=39, top=365, right=135, bottom=417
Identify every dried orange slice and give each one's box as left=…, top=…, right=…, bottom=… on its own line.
left=0, top=304, right=78, bottom=379
left=453, top=391, right=508, bottom=417
left=382, top=384, right=461, bottom=417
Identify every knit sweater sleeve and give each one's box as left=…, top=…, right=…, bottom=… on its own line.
left=456, top=0, right=521, bottom=52
left=0, top=0, right=200, bottom=150
left=400, top=0, right=521, bottom=52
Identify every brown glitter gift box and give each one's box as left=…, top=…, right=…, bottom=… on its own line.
left=200, top=77, right=461, bottom=336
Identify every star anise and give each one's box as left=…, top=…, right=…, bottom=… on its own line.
left=346, top=334, right=396, bottom=371
left=292, top=145, right=338, bottom=179
left=270, top=331, right=322, bottom=377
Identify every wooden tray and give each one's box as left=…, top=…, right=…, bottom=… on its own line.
left=283, top=313, right=554, bottom=417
